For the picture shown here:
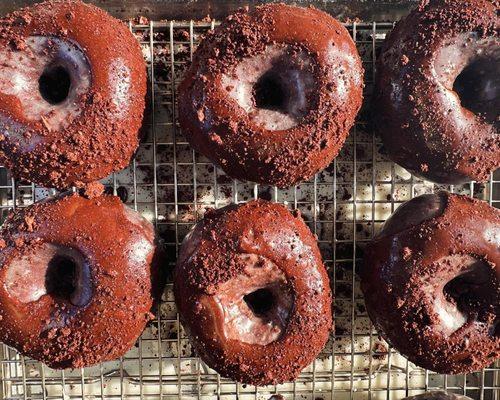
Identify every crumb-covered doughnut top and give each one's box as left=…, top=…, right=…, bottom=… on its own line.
left=0, top=193, right=163, bottom=369
left=174, top=200, right=332, bottom=386
left=0, top=0, right=147, bottom=189
left=178, top=3, right=363, bottom=187
left=373, top=0, right=499, bottom=184
left=362, top=192, right=499, bottom=374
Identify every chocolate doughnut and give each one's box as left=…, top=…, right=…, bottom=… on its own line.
left=0, top=193, right=163, bottom=369
left=0, top=0, right=147, bottom=189
left=174, top=200, right=332, bottom=385
left=178, top=4, right=363, bottom=188
left=373, top=0, right=499, bottom=184
left=402, top=392, right=473, bottom=400
left=361, top=192, right=499, bottom=374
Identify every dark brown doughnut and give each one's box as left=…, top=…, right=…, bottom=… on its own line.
left=0, top=193, right=163, bottom=369
left=178, top=4, right=363, bottom=188
left=361, top=192, right=499, bottom=374
left=0, top=0, right=147, bottom=189
left=373, top=0, right=499, bottom=184
left=174, top=200, right=332, bottom=385
left=402, top=392, right=473, bottom=400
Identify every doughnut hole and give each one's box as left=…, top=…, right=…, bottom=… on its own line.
left=45, top=254, right=80, bottom=303
left=434, top=34, right=499, bottom=128
left=432, top=255, right=499, bottom=335
left=443, top=257, right=498, bottom=335
left=0, top=36, right=91, bottom=131
left=222, top=45, right=317, bottom=131
left=4, top=243, right=92, bottom=307
left=253, top=70, right=289, bottom=112
left=453, top=53, right=500, bottom=127
left=39, top=64, right=72, bottom=105
left=244, top=287, right=276, bottom=316
left=213, top=254, right=294, bottom=345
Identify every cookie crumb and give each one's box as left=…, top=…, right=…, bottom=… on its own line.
left=81, top=182, right=105, bottom=199
left=402, top=247, right=412, bottom=260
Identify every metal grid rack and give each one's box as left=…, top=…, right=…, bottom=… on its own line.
left=0, top=14, right=499, bottom=400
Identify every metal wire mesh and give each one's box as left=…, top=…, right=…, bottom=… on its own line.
left=0, top=17, right=499, bottom=400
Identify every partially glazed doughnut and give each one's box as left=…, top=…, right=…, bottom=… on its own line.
left=0, top=0, right=147, bottom=189
left=178, top=4, right=363, bottom=188
left=361, top=192, right=499, bottom=374
left=373, top=0, right=499, bottom=184
left=402, top=393, right=473, bottom=400
left=0, top=193, right=163, bottom=369
left=174, top=200, right=332, bottom=385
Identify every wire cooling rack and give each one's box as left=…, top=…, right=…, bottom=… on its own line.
left=0, top=15, right=499, bottom=400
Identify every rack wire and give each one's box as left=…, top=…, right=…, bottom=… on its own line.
left=0, top=16, right=499, bottom=400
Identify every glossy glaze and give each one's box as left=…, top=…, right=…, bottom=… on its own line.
left=178, top=4, right=363, bottom=188
left=361, top=192, right=499, bottom=374
left=0, top=0, right=147, bottom=189
left=373, top=0, right=499, bottom=184
left=0, top=193, right=163, bottom=369
left=174, top=200, right=332, bottom=385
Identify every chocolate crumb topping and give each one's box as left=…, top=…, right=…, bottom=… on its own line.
left=0, top=0, right=147, bottom=189
left=0, top=193, right=164, bottom=369
left=174, top=200, right=332, bottom=385
left=373, top=0, right=499, bottom=184
left=362, top=192, right=499, bottom=374
left=178, top=3, right=363, bottom=188
left=80, top=181, right=104, bottom=199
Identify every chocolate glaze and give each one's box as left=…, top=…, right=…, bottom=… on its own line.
left=174, top=200, right=332, bottom=385
left=178, top=4, right=363, bottom=188
left=0, top=0, right=147, bottom=189
left=373, top=0, right=499, bottom=184
left=361, top=192, right=499, bottom=374
left=213, top=254, right=294, bottom=346
left=0, top=193, right=164, bottom=369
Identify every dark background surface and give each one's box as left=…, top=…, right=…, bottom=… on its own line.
left=0, top=0, right=418, bottom=22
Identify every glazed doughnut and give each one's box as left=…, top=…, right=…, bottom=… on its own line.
left=402, top=393, right=473, bottom=400
left=178, top=4, right=363, bottom=188
left=0, top=193, right=163, bottom=369
left=0, top=0, right=147, bottom=189
left=373, top=0, right=499, bottom=184
left=174, top=200, right=332, bottom=385
left=361, top=192, right=499, bottom=374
